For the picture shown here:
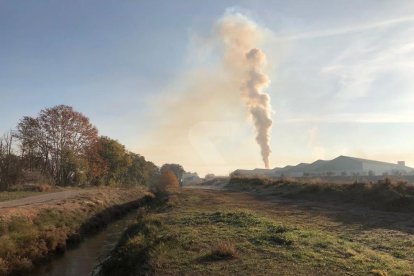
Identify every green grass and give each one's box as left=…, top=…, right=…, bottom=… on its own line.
left=99, top=190, right=414, bottom=275
left=0, top=191, right=41, bottom=202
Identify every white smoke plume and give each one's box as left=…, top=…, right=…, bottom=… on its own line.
left=218, top=14, right=273, bottom=168
left=139, top=12, right=274, bottom=173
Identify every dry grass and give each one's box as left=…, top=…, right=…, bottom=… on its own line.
left=228, top=176, right=414, bottom=212
left=208, top=242, right=238, bottom=260
left=0, top=187, right=152, bottom=275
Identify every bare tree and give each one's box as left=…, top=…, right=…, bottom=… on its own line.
left=0, top=131, right=21, bottom=190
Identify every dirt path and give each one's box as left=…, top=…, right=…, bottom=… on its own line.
left=0, top=189, right=94, bottom=209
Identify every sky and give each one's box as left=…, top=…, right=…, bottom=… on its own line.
left=1, top=0, right=414, bottom=176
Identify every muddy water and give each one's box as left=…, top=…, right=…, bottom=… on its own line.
left=32, top=212, right=137, bottom=276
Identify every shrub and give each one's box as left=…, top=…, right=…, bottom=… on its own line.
left=33, top=183, right=53, bottom=192
left=154, top=170, right=180, bottom=194
left=208, top=241, right=238, bottom=260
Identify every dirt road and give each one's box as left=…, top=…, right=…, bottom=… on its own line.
left=0, top=189, right=93, bottom=209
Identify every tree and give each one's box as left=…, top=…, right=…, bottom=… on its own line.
left=160, top=164, right=185, bottom=185
left=143, top=160, right=160, bottom=187
left=126, top=153, right=159, bottom=186
left=11, top=105, right=160, bottom=188
left=84, top=141, right=108, bottom=185
left=97, top=137, right=160, bottom=186
left=16, top=105, right=98, bottom=185
left=0, top=131, right=22, bottom=190
left=157, top=169, right=180, bottom=193
left=98, top=136, right=131, bottom=185
left=16, top=116, right=43, bottom=171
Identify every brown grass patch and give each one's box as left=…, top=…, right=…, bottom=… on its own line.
left=208, top=241, right=238, bottom=260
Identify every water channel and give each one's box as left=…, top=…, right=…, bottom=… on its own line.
left=32, top=211, right=137, bottom=276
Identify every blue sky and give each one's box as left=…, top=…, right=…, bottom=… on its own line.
left=1, top=1, right=414, bottom=175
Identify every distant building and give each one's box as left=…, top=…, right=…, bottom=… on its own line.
left=232, top=156, right=414, bottom=178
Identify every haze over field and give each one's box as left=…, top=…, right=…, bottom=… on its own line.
left=1, top=1, right=414, bottom=175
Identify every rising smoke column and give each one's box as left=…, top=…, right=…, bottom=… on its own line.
left=244, top=48, right=272, bottom=168
left=141, top=12, right=274, bottom=174
left=218, top=13, right=273, bottom=168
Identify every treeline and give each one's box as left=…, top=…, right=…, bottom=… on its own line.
left=0, top=105, right=182, bottom=191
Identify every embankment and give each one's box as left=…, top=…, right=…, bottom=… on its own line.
left=227, top=177, right=414, bottom=212
left=0, top=187, right=154, bottom=275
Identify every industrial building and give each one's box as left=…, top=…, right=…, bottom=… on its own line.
left=233, top=156, right=414, bottom=177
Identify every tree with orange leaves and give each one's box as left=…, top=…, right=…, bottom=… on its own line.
left=156, top=169, right=180, bottom=193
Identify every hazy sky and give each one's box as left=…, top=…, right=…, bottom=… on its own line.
left=1, top=1, right=414, bottom=176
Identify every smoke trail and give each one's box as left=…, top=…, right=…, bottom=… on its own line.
left=139, top=12, right=274, bottom=174
left=218, top=14, right=273, bottom=168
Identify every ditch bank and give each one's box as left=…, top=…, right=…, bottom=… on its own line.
left=0, top=187, right=154, bottom=275
left=227, top=177, right=414, bottom=212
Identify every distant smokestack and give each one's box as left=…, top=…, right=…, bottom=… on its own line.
left=218, top=14, right=273, bottom=168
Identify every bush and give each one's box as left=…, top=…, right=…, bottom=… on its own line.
left=154, top=170, right=180, bottom=194
left=34, top=183, right=53, bottom=192
left=208, top=242, right=238, bottom=260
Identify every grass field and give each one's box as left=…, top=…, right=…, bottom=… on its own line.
left=100, top=189, right=414, bottom=275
